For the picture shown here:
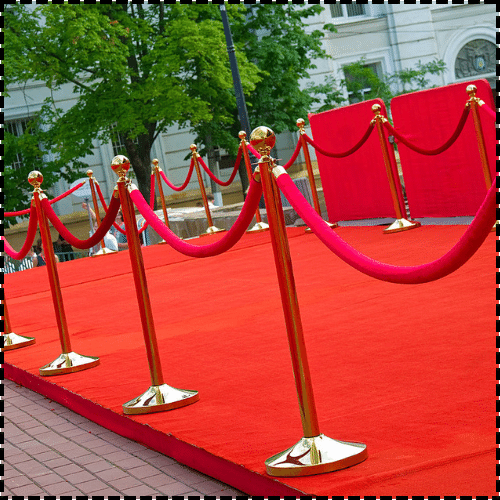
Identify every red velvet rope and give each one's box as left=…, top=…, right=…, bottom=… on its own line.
left=198, top=149, right=242, bottom=186
left=95, top=181, right=150, bottom=235
left=247, top=144, right=262, bottom=160
left=276, top=171, right=496, bottom=285
left=303, top=123, right=375, bottom=158
left=383, top=106, right=470, bottom=155
left=41, top=195, right=121, bottom=249
left=159, top=158, right=195, bottom=192
left=5, top=181, right=86, bottom=217
left=281, top=138, right=303, bottom=170
left=128, top=177, right=263, bottom=258
left=2, top=206, right=38, bottom=260
left=478, top=102, right=496, bottom=121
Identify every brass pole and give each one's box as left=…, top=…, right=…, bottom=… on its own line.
left=191, top=144, right=214, bottom=227
left=240, top=132, right=263, bottom=224
left=87, top=170, right=106, bottom=252
left=190, top=144, right=223, bottom=235
left=30, top=174, right=72, bottom=354
left=466, top=84, right=492, bottom=189
left=252, top=130, right=320, bottom=438
left=2, top=298, right=36, bottom=351
left=152, top=159, right=170, bottom=229
left=110, top=155, right=199, bottom=414
left=115, top=172, right=164, bottom=387
left=371, top=106, right=404, bottom=219
left=4, top=299, right=12, bottom=335
left=250, top=127, right=367, bottom=477
left=296, top=119, right=322, bottom=216
left=239, top=131, right=269, bottom=232
left=371, top=105, right=420, bottom=234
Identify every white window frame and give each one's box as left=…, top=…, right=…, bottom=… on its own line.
left=329, top=3, right=371, bottom=23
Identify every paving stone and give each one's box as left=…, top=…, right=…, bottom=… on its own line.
left=156, top=480, right=194, bottom=496
left=85, top=459, right=116, bottom=474
left=95, top=467, right=129, bottom=482
left=76, top=478, right=115, bottom=495
left=121, top=485, right=162, bottom=496
left=34, top=472, right=66, bottom=487
left=66, top=470, right=96, bottom=485
left=10, top=484, right=47, bottom=496
left=140, top=473, right=179, bottom=488
left=127, top=463, right=163, bottom=479
left=107, top=475, right=143, bottom=490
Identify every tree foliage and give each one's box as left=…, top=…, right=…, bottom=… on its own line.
left=337, top=58, right=447, bottom=108
left=4, top=3, right=338, bottom=213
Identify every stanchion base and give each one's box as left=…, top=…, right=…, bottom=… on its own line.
left=123, top=384, right=199, bottom=415
left=93, top=247, right=117, bottom=256
left=3, top=332, right=36, bottom=351
left=200, top=226, right=225, bottom=237
left=248, top=221, right=269, bottom=232
left=305, top=221, right=338, bottom=233
left=265, top=434, right=367, bottom=477
left=383, top=218, right=421, bottom=234
left=39, top=352, right=100, bottom=376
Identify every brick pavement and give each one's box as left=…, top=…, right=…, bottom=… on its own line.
left=3, top=379, right=243, bottom=497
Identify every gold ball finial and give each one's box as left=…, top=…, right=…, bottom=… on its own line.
left=190, top=144, right=197, bottom=152
left=28, top=170, right=43, bottom=188
left=238, top=130, right=247, bottom=140
left=86, top=169, right=93, bottom=178
left=466, top=84, right=477, bottom=98
left=152, top=158, right=159, bottom=167
left=249, top=126, right=275, bottom=156
left=296, top=118, right=305, bottom=128
left=111, top=155, right=131, bottom=178
left=372, top=103, right=381, bottom=115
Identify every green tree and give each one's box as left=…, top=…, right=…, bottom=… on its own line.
left=5, top=4, right=340, bottom=211
left=337, top=58, right=447, bottom=108
left=4, top=4, right=261, bottom=214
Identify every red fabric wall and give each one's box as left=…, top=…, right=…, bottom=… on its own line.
left=309, top=99, right=404, bottom=222
left=391, top=79, right=495, bottom=218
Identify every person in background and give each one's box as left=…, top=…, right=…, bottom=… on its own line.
left=32, top=238, right=59, bottom=267
left=82, top=202, right=120, bottom=253
left=52, top=233, right=75, bottom=261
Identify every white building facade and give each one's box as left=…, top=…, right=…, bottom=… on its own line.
left=5, top=3, right=496, bottom=217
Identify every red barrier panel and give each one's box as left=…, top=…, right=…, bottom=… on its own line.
left=308, top=99, right=404, bottom=221
left=391, top=79, right=495, bottom=218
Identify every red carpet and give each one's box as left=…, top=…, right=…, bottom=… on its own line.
left=4, top=226, right=495, bottom=496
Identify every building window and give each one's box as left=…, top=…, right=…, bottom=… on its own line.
left=455, top=39, right=495, bottom=80
left=343, top=61, right=383, bottom=104
left=330, top=4, right=366, bottom=19
left=111, top=125, right=139, bottom=157
left=5, top=118, right=39, bottom=170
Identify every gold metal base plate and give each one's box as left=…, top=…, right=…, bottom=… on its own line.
left=248, top=221, right=269, bottom=232
left=200, top=226, right=225, bottom=237
left=306, top=221, right=338, bottom=233
left=383, top=218, right=421, bottom=234
left=123, top=383, right=199, bottom=415
left=39, top=352, right=100, bottom=376
left=3, top=332, right=36, bottom=351
left=265, top=434, right=367, bottom=477
left=93, top=247, right=117, bottom=256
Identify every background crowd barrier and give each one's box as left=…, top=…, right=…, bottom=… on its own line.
left=390, top=78, right=494, bottom=218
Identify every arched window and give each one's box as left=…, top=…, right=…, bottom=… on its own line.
left=454, top=39, right=495, bottom=82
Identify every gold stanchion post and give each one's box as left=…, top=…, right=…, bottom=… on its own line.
left=29, top=171, right=100, bottom=375
left=2, top=298, right=36, bottom=351
left=87, top=170, right=114, bottom=255
left=250, top=127, right=367, bottom=477
left=466, top=84, right=493, bottom=189
left=111, top=156, right=199, bottom=414
left=239, top=131, right=269, bottom=232
left=371, top=104, right=421, bottom=234
left=296, top=118, right=338, bottom=231
left=152, top=159, right=171, bottom=230
left=190, top=144, right=224, bottom=235
left=465, top=85, right=496, bottom=231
